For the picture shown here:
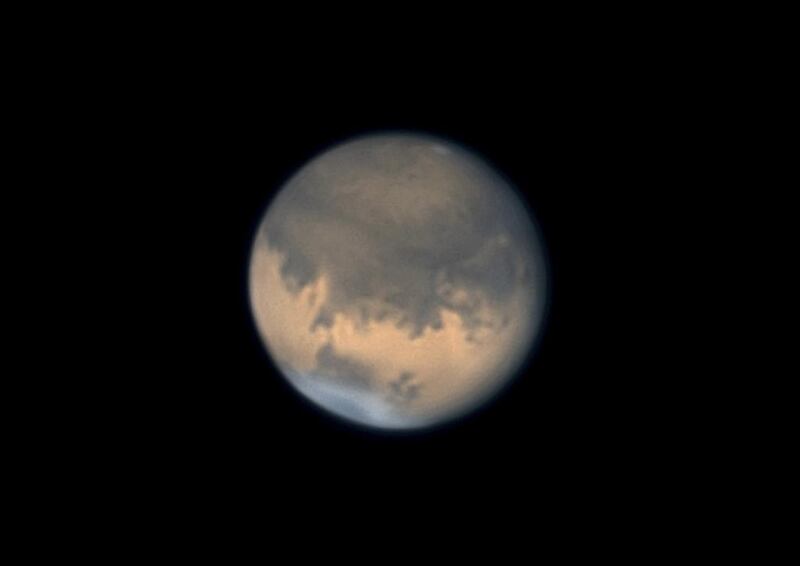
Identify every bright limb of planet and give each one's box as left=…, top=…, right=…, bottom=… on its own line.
left=248, top=133, right=548, bottom=430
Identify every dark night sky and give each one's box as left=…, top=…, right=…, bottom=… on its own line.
left=16, top=8, right=743, bottom=551
left=96, top=45, right=695, bottom=516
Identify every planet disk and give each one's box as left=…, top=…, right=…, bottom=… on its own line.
left=249, top=133, right=547, bottom=430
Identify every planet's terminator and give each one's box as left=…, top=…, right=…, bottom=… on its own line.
left=249, top=133, right=547, bottom=430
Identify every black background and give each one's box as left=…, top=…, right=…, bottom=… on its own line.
left=18, top=9, right=755, bottom=551
left=84, top=34, right=697, bottom=521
